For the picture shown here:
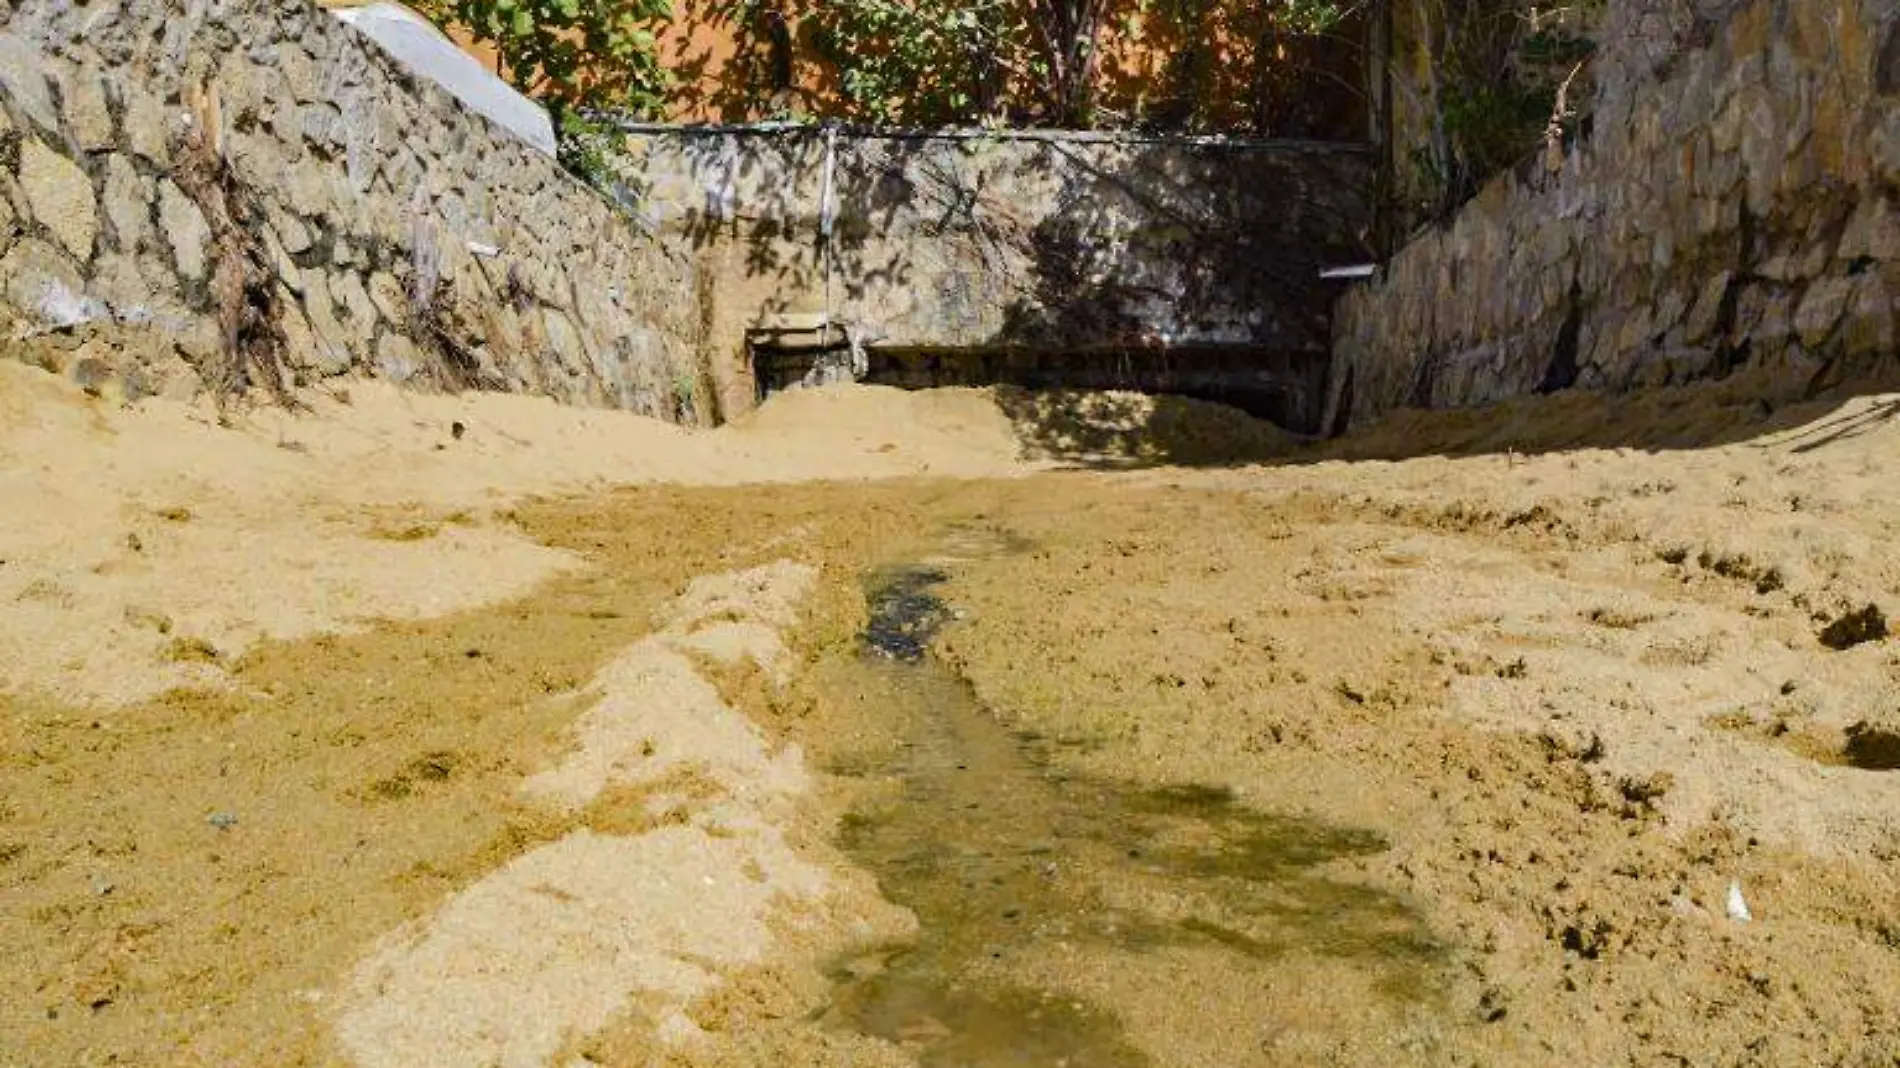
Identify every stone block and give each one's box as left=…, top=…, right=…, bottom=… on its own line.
left=58, top=69, right=115, bottom=153
left=1795, top=276, right=1855, bottom=349
left=1617, top=304, right=1657, bottom=354
left=1811, top=71, right=1853, bottom=176
left=369, top=271, right=410, bottom=326
left=1796, top=233, right=1836, bottom=281
left=1, top=237, right=92, bottom=328
left=124, top=91, right=173, bottom=167
left=0, top=33, right=59, bottom=132
left=380, top=148, right=426, bottom=206
left=1710, top=91, right=1745, bottom=155
left=299, top=102, right=346, bottom=153
left=448, top=250, right=497, bottom=311
left=268, top=205, right=313, bottom=257
left=1756, top=251, right=1796, bottom=281
left=543, top=307, right=588, bottom=364
left=278, top=43, right=320, bottom=104
left=1722, top=3, right=1771, bottom=71
left=277, top=283, right=324, bottom=373
left=101, top=154, right=153, bottom=252
left=1651, top=285, right=1690, bottom=336
left=1651, top=230, right=1677, bottom=270
left=341, top=100, right=378, bottom=198
left=1740, top=98, right=1783, bottom=214
left=213, top=51, right=267, bottom=131
left=1721, top=281, right=1763, bottom=347
left=298, top=268, right=358, bottom=371
left=89, top=252, right=167, bottom=318
left=1683, top=270, right=1732, bottom=343
left=1778, top=136, right=1823, bottom=198
left=19, top=137, right=99, bottom=259
left=376, top=331, right=421, bottom=382
left=156, top=180, right=211, bottom=283
left=1755, top=285, right=1798, bottom=344
left=226, top=129, right=296, bottom=197
left=1839, top=274, right=1895, bottom=359
left=260, top=225, right=302, bottom=295
left=282, top=162, right=337, bottom=220
left=1839, top=194, right=1900, bottom=262
left=331, top=269, right=381, bottom=338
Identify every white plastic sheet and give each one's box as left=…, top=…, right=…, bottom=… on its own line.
left=328, top=3, right=558, bottom=158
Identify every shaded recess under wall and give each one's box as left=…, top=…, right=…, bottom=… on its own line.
left=868, top=345, right=1330, bottom=434
left=749, top=331, right=1346, bottom=437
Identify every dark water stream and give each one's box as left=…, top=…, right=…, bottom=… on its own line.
left=816, top=563, right=1442, bottom=1065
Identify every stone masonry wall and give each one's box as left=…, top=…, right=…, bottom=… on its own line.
left=0, top=0, right=712, bottom=421
left=596, top=128, right=1373, bottom=419
left=1591, top=0, right=1756, bottom=113
left=1331, top=0, right=1900, bottom=430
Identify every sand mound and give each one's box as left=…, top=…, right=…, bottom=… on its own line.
left=731, top=384, right=1035, bottom=477
left=740, top=382, right=1306, bottom=471
left=337, top=561, right=903, bottom=1067
left=992, top=387, right=1304, bottom=467
left=0, top=365, right=1045, bottom=705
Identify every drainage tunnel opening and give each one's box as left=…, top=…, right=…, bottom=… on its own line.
left=751, top=342, right=1330, bottom=434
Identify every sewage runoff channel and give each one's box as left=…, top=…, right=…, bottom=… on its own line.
left=810, top=528, right=1447, bottom=1064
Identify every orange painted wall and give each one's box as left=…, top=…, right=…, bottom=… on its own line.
left=385, top=0, right=1367, bottom=137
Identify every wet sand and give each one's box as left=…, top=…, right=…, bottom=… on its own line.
left=6, top=359, right=1900, bottom=1065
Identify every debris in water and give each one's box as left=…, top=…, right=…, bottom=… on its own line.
left=862, top=567, right=951, bottom=662
left=1726, top=880, right=1752, bottom=923
left=207, top=811, right=238, bottom=831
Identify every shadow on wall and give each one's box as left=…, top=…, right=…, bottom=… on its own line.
left=658, top=130, right=939, bottom=322
left=640, top=121, right=1900, bottom=471
left=608, top=126, right=1372, bottom=424
left=988, top=138, right=1360, bottom=356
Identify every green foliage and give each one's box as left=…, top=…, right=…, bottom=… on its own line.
left=414, top=0, right=674, bottom=115
left=706, top=0, right=1359, bottom=130
left=1260, top=0, right=1352, bottom=35
left=553, top=108, right=628, bottom=191
left=421, top=0, right=1370, bottom=135
left=1127, top=0, right=1362, bottom=134
left=1400, top=0, right=1597, bottom=224
left=802, top=0, right=1031, bottom=126
left=1439, top=80, right=1554, bottom=180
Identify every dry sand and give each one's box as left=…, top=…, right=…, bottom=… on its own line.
left=0, top=361, right=1035, bottom=706
left=6, top=355, right=1900, bottom=1066
left=336, top=562, right=909, bottom=1068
